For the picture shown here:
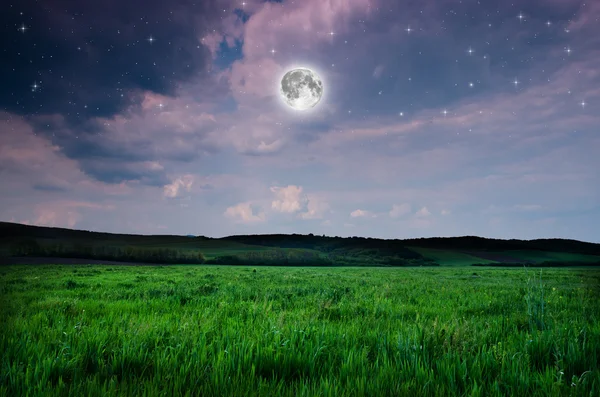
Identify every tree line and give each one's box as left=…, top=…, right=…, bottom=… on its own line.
left=9, top=239, right=205, bottom=264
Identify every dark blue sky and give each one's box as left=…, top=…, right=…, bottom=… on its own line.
left=1, top=0, right=599, bottom=242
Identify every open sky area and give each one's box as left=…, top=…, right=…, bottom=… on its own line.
left=1, top=0, right=599, bottom=242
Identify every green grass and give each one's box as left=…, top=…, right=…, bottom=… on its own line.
left=1, top=265, right=599, bottom=396
left=409, top=247, right=600, bottom=266
left=407, top=247, right=498, bottom=266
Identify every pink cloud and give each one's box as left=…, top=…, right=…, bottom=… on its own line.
left=350, top=209, right=376, bottom=218
left=18, top=201, right=115, bottom=229
left=0, top=113, right=89, bottom=188
left=240, top=0, right=373, bottom=59
left=220, top=0, right=374, bottom=111
left=224, top=202, right=266, bottom=223
left=567, top=1, right=600, bottom=32
left=163, top=175, right=194, bottom=198
left=271, top=185, right=307, bottom=213
left=415, top=207, right=431, bottom=217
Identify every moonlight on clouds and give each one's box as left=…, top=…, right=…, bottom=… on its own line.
left=280, top=68, right=324, bottom=111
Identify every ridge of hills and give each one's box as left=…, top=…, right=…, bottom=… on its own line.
left=1, top=221, right=600, bottom=267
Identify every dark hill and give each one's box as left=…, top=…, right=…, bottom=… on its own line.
left=1, top=222, right=599, bottom=266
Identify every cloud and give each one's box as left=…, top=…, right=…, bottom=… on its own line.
left=223, top=125, right=285, bottom=156
left=269, top=185, right=330, bottom=220
left=271, top=185, right=307, bottom=213
left=22, top=91, right=225, bottom=185
left=238, top=0, right=373, bottom=60
left=350, top=209, right=375, bottom=218
left=163, top=175, right=194, bottom=198
left=0, top=112, right=89, bottom=190
left=299, top=196, right=330, bottom=220
left=415, top=207, right=431, bottom=217
left=224, top=202, right=265, bottom=223
left=390, top=203, right=411, bottom=218
left=18, top=201, right=115, bottom=229
left=222, top=0, right=373, bottom=108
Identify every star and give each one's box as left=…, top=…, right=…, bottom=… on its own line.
left=18, top=24, right=28, bottom=33
left=467, top=47, right=474, bottom=55
left=469, top=82, right=474, bottom=88
left=329, top=31, right=335, bottom=36
left=513, top=78, right=519, bottom=87
left=405, top=26, right=412, bottom=34
left=546, top=21, right=552, bottom=27
left=517, top=12, right=525, bottom=22
left=270, top=48, right=276, bottom=54
left=31, top=81, right=40, bottom=92
left=442, top=109, right=448, bottom=116
left=565, top=46, right=572, bottom=55
left=580, top=100, right=586, bottom=108
left=399, top=112, right=404, bottom=116
left=147, top=35, right=155, bottom=44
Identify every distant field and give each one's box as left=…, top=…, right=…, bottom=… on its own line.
left=410, top=247, right=600, bottom=266
left=1, top=265, right=599, bottom=396
left=479, top=250, right=600, bottom=264
left=407, top=247, right=498, bottom=266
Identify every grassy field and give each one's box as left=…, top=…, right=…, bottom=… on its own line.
left=406, top=247, right=499, bottom=266
left=482, top=251, right=600, bottom=264
left=1, top=265, right=599, bottom=396
left=407, top=247, right=600, bottom=266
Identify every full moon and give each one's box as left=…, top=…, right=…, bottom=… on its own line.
left=280, top=68, right=323, bottom=111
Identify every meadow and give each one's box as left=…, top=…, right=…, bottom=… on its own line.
left=1, top=265, right=599, bottom=396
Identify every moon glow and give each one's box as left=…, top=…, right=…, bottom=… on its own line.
left=280, top=68, right=323, bottom=111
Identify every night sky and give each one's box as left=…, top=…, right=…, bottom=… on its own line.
left=1, top=0, right=599, bottom=241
